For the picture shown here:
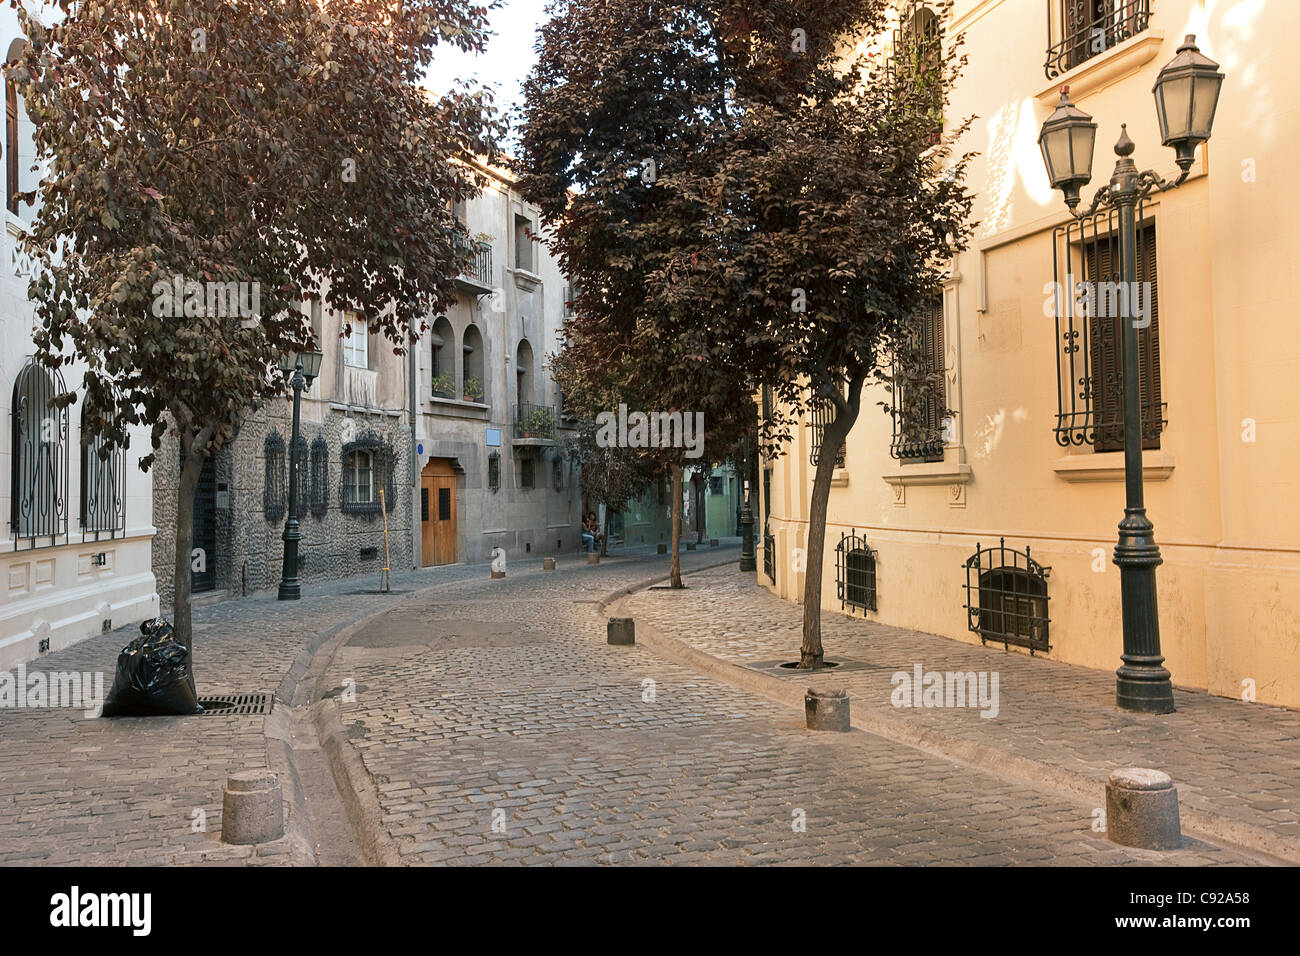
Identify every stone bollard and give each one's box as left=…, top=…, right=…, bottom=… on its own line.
left=657, top=543, right=667, bottom=555
left=491, top=570, right=506, bottom=579
left=221, top=771, right=284, bottom=845
left=804, top=689, right=850, bottom=732
left=1106, top=768, right=1181, bottom=850
left=587, top=553, right=600, bottom=565
left=607, top=618, right=635, bottom=646
left=542, top=557, right=556, bottom=571
left=709, top=538, right=719, bottom=547
left=686, top=542, right=697, bottom=551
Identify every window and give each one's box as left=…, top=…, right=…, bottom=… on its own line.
left=520, top=455, right=535, bottom=489
left=808, top=396, right=846, bottom=469
left=309, top=436, right=329, bottom=517
left=1051, top=209, right=1163, bottom=450
left=463, top=323, right=484, bottom=403
left=964, top=539, right=1051, bottom=653
left=514, top=214, right=534, bottom=273
left=516, top=339, right=534, bottom=406
left=341, top=435, right=393, bottom=514
left=487, top=451, right=500, bottom=493
left=552, top=457, right=564, bottom=492
left=709, top=474, right=724, bottom=495
left=264, top=430, right=286, bottom=521
left=80, top=410, right=125, bottom=540
left=10, top=360, right=68, bottom=548
left=430, top=316, right=455, bottom=397
left=342, top=311, right=368, bottom=368
left=762, top=468, right=774, bottom=583
left=836, top=531, right=877, bottom=613
left=890, top=295, right=946, bottom=462
left=1046, top=0, right=1151, bottom=79
left=5, top=73, right=17, bottom=214
left=887, top=3, right=943, bottom=146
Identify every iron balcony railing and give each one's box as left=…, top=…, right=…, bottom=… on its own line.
left=1045, top=0, right=1152, bottom=80
left=514, top=403, right=556, bottom=440
left=454, top=233, right=492, bottom=288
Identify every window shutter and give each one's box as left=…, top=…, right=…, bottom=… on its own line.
left=1136, top=224, right=1162, bottom=449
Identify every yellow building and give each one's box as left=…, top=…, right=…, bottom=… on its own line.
left=759, top=0, right=1300, bottom=707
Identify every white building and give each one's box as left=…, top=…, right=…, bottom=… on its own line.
left=0, top=7, right=158, bottom=667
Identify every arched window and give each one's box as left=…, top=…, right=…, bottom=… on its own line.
left=309, top=435, right=329, bottom=517
left=80, top=408, right=125, bottom=540
left=10, top=360, right=68, bottom=547
left=6, top=37, right=26, bottom=216
left=964, top=538, right=1051, bottom=653
left=515, top=339, right=534, bottom=406
left=264, top=430, right=286, bottom=521
left=430, top=316, right=455, bottom=398
left=462, top=323, right=484, bottom=403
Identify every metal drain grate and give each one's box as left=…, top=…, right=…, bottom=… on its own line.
left=195, top=693, right=274, bottom=716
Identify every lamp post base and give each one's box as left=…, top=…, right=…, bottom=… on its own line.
left=277, top=581, right=301, bottom=601
left=1116, top=664, right=1175, bottom=714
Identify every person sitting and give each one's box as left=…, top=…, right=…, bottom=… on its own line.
left=581, top=512, right=598, bottom=552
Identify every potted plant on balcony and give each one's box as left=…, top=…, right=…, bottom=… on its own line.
left=520, top=407, right=554, bottom=438
left=463, top=377, right=483, bottom=403
left=432, top=372, right=455, bottom=399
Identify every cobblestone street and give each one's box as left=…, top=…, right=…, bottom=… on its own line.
left=320, top=551, right=1260, bottom=865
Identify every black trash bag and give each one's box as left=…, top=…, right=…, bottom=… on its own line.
left=101, top=618, right=203, bottom=717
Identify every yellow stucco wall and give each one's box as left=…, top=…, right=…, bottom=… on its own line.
left=760, top=0, right=1300, bottom=707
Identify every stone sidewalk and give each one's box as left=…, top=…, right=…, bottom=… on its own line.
left=620, top=564, right=1300, bottom=863
left=0, top=543, right=732, bottom=865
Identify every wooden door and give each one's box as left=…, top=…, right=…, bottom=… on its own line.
left=420, top=459, right=457, bottom=566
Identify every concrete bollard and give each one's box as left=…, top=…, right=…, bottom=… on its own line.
left=657, top=543, right=667, bottom=555
left=221, top=771, right=284, bottom=845
left=607, top=618, right=635, bottom=646
left=804, top=689, right=850, bottom=732
left=491, top=570, right=506, bottom=579
left=1106, top=768, right=1181, bottom=850
left=709, top=538, right=719, bottom=547
left=587, top=553, right=600, bottom=565
left=542, top=557, right=556, bottom=571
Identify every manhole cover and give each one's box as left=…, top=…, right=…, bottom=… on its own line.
left=195, top=693, right=274, bottom=716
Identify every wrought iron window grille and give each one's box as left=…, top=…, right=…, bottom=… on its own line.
left=341, top=433, right=393, bottom=516
left=836, top=530, right=878, bottom=613
left=808, top=397, right=846, bottom=469
left=80, top=415, right=125, bottom=541
left=488, top=451, right=501, bottom=493
left=890, top=296, right=947, bottom=462
left=1051, top=206, right=1165, bottom=450
left=763, top=525, right=776, bottom=583
left=1045, top=0, right=1152, bottom=81
left=10, top=360, right=69, bottom=549
left=885, top=2, right=944, bottom=146
left=309, top=435, right=329, bottom=518
left=263, top=430, right=286, bottom=522
left=963, top=538, right=1052, bottom=653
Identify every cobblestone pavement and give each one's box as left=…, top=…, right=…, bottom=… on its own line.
left=623, top=565, right=1300, bottom=856
left=0, top=558, right=489, bottom=865
left=324, top=552, right=1255, bottom=865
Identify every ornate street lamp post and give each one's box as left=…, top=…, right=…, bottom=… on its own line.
left=1039, top=36, right=1224, bottom=714
left=277, top=350, right=323, bottom=600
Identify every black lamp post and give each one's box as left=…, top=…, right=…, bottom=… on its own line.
left=1039, top=36, right=1224, bottom=714
left=277, top=349, right=323, bottom=601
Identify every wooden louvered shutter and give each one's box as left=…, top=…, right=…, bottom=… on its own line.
left=6, top=77, right=17, bottom=214
left=1135, top=224, right=1161, bottom=448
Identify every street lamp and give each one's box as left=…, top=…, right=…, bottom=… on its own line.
left=277, top=349, right=323, bottom=600
left=1039, top=36, right=1224, bottom=714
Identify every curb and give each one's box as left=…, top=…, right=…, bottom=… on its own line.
left=610, top=568, right=1298, bottom=866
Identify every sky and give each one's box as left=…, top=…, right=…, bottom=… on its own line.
left=421, top=0, right=550, bottom=135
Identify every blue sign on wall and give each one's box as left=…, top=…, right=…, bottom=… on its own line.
left=486, top=429, right=501, bottom=447
left=417, top=442, right=424, bottom=456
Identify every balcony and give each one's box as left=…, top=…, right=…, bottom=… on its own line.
left=1045, top=0, right=1151, bottom=81
left=453, top=233, right=492, bottom=293
left=513, top=403, right=556, bottom=444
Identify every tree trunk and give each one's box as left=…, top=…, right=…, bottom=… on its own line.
left=173, top=422, right=214, bottom=657
left=669, top=463, right=684, bottom=588
left=799, top=405, right=857, bottom=668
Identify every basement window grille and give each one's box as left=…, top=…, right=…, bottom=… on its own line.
left=836, top=530, right=877, bottom=613
left=963, top=538, right=1051, bottom=653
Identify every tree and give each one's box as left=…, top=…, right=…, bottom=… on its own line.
left=13, top=0, right=502, bottom=654
left=521, top=0, right=974, bottom=665
left=561, top=416, right=656, bottom=557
